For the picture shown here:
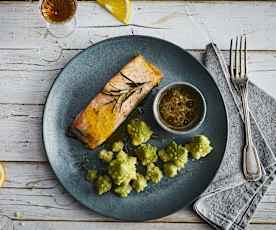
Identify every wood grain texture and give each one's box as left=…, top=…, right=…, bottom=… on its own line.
left=0, top=50, right=275, bottom=105
left=3, top=162, right=276, bottom=201
left=11, top=222, right=276, bottom=230
left=1, top=2, right=276, bottom=50
left=0, top=50, right=276, bottom=162
left=4, top=162, right=56, bottom=189
left=0, top=104, right=46, bottom=161
left=0, top=186, right=198, bottom=222
left=1, top=1, right=276, bottom=228
left=2, top=185, right=276, bottom=223
left=1, top=51, right=276, bottom=161
left=13, top=222, right=213, bottom=230
left=0, top=162, right=275, bottom=223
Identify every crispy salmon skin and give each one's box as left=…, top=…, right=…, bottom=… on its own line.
left=70, top=55, right=163, bottom=149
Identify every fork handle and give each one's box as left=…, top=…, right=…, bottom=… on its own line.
left=240, top=86, right=263, bottom=181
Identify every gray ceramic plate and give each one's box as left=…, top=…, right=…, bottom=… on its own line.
left=43, top=35, right=228, bottom=221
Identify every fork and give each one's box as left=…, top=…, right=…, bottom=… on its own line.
left=229, top=36, right=263, bottom=181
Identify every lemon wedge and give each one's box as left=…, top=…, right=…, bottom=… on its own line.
left=0, top=163, right=5, bottom=187
left=96, top=0, right=131, bottom=24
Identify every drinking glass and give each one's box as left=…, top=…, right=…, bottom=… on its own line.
left=38, top=0, right=77, bottom=62
left=39, top=0, right=77, bottom=38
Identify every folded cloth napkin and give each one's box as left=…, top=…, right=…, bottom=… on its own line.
left=194, top=43, right=276, bottom=230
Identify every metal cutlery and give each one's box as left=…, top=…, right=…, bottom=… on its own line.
left=229, top=36, right=263, bottom=181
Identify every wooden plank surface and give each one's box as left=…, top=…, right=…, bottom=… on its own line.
left=10, top=222, right=276, bottom=230
left=0, top=50, right=275, bottom=105
left=0, top=104, right=45, bottom=162
left=13, top=222, right=213, bottom=230
left=0, top=50, right=276, bottom=162
left=1, top=1, right=276, bottom=228
left=1, top=2, right=276, bottom=50
left=1, top=183, right=276, bottom=223
left=0, top=162, right=275, bottom=224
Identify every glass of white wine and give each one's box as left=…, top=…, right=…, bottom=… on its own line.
left=39, top=0, right=77, bottom=38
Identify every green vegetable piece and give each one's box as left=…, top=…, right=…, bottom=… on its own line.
left=165, top=141, right=188, bottom=170
left=108, top=154, right=137, bottom=186
left=158, top=149, right=171, bottom=162
left=116, top=150, right=128, bottom=161
left=136, top=143, right=158, bottom=166
left=96, top=175, right=112, bottom=195
left=114, top=183, right=132, bottom=197
left=173, top=146, right=188, bottom=170
left=112, top=141, right=124, bottom=152
left=163, top=163, right=178, bottom=177
left=15, top=211, right=24, bottom=219
left=86, top=169, right=98, bottom=182
left=159, top=141, right=188, bottom=171
left=98, top=149, right=113, bottom=162
left=173, top=157, right=187, bottom=170
left=127, top=118, right=153, bottom=146
left=146, top=163, right=163, bottom=184
left=132, top=173, right=147, bottom=192
left=185, top=135, right=213, bottom=160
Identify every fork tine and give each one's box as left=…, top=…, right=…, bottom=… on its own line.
left=244, top=35, right=247, bottom=76
left=235, top=36, right=239, bottom=78
left=229, top=39, right=234, bottom=77
left=240, top=35, right=243, bottom=78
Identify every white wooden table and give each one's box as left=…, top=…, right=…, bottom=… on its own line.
left=1, top=1, right=276, bottom=229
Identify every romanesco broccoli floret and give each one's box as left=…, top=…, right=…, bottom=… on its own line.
left=158, top=141, right=188, bottom=170
left=146, top=163, right=163, bottom=184
left=86, top=169, right=98, bottom=182
left=185, top=135, right=213, bottom=160
left=112, top=141, right=124, bottom=152
left=136, top=143, right=158, bottom=166
left=132, top=173, right=147, bottom=192
left=114, top=183, right=132, bottom=197
left=108, top=153, right=137, bottom=186
left=98, top=149, right=113, bottom=162
left=127, top=119, right=153, bottom=146
left=163, top=163, right=178, bottom=177
left=96, top=175, right=112, bottom=195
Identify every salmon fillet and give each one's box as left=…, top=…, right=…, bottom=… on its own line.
left=70, top=55, right=163, bottom=149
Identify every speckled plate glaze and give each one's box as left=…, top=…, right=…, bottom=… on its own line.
left=43, top=35, right=228, bottom=221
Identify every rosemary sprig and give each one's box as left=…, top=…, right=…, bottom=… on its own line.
left=123, top=88, right=136, bottom=102
left=103, top=72, right=149, bottom=112
left=115, top=94, right=126, bottom=112
left=109, top=82, right=125, bottom=91
left=110, top=94, right=122, bottom=113
left=121, top=72, right=149, bottom=87
left=120, top=72, right=138, bottom=86
left=102, top=90, right=128, bottom=96
left=102, top=98, right=116, bottom=106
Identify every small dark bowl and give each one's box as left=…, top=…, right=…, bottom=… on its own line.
left=153, top=82, right=206, bottom=135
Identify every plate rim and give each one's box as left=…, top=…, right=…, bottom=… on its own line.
left=42, top=35, right=229, bottom=221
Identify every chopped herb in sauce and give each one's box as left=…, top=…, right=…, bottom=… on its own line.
left=159, top=86, right=200, bottom=129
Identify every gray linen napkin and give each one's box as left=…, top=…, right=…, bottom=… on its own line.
left=194, top=43, right=276, bottom=230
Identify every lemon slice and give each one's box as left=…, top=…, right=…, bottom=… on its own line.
left=96, top=0, right=131, bottom=24
left=0, top=163, right=5, bottom=187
